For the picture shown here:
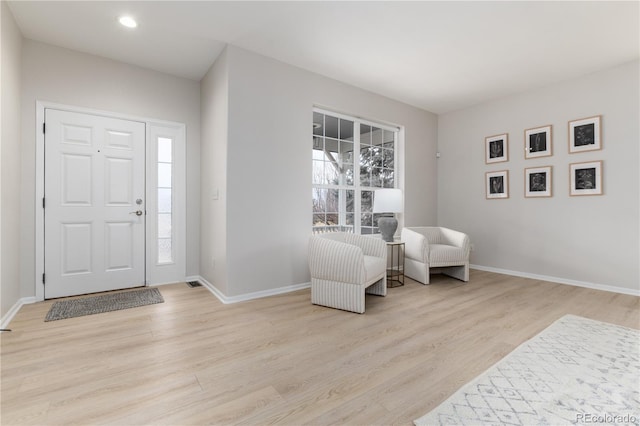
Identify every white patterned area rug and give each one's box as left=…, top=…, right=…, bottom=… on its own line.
left=414, top=315, right=639, bottom=426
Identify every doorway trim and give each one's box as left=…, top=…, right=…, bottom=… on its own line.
left=35, top=101, right=186, bottom=301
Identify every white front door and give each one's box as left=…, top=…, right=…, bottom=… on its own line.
left=44, top=109, right=146, bottom=299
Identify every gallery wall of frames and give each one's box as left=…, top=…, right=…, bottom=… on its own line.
left=483, top=115, right=602, bottom=200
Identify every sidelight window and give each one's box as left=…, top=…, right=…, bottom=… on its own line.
left=157, top=137, right=173, bottom=264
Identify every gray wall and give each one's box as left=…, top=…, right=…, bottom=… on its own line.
left=200, top=48, right=229, bottom=295
left=1, top=2, right=23, bottom=318
left=437, top=60, right=639, bottom=293
left=201, top=46, right=437, bottom=297
left=20, top=40, right=202, bottom=299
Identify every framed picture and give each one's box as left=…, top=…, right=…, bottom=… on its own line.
left=485, top=133, right=508, bottom=164
left=569, top=116, right=601, bottom=153
left=525, top=166, right=552, bottom=198
left=524, top=125, right=552, bottom=159
left=570, top=161, right=603, bottom=196
left=486, top=170, right=509, bottom=199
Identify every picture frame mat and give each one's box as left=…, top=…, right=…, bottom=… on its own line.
left=525, top=165, right=552, bottom=198
left=485, top=133, right=509, bottom=164
left=569, top=115, right=601, bottom=154
left=486, top=170, right=509, bottom=199
left=569, top=160, right=603, bottom=196
left=524, top=125, right=552, bottom=159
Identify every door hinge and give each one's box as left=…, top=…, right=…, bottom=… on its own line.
left=42, top=197, right=46, bottom=209
left=43, top=122, right=46, bottom=134
left=42, top=273, right=46, bottom=284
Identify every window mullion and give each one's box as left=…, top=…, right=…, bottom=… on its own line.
left=354, top=122, right=361, bottom=233
left=339, top=189, right=346, bottom=226
left=393, top=132, right=398, bottom=189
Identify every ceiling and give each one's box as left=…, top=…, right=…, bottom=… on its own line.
left=7, top=1, right=639, bottom=114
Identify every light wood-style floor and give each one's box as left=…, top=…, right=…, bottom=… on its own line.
left=1, top=270, right=638, bottom=425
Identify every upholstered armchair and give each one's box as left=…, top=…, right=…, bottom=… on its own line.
left=401, top=227, right=470, bottom=285
left=308, top=232, right=387, bottom=313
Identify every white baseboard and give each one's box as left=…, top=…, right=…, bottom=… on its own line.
left=186, top=276, right=311, bottom=304
left=1, top=297, right=37, bottom=329
left=470, top=264, right=640, bottom=297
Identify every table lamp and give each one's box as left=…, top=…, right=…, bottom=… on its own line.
left=372, top=188, right=403, bottom=242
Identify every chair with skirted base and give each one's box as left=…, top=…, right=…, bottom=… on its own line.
left=401, top=227, right=470, bottom=285
left=308, top=232, right=387, bottom=313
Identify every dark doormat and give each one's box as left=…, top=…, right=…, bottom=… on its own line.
left=45, top=288, right=164, bottom=322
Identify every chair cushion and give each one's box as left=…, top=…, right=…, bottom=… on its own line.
left=363, top=255, right=386, bottom=283
left=429, top=244, right=467, bottom=265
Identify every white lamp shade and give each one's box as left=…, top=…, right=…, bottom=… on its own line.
left=373, top=189, right=403, bottom=213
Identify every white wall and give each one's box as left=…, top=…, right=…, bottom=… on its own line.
left=1, top=2, right=23, bottom=318
left=438, top=60, right=639, bottom=294
left=200, top=48, right=229, bottom=295
left=20, top=40, right=201, bottom=298
left=201, top=46, right=437, bottom=297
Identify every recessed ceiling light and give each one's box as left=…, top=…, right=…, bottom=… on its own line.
left=118, top=16, right=137, bottom=29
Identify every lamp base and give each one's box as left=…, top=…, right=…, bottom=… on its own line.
left=378, top=217, right=397, bottom=242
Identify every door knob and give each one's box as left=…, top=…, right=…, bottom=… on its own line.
left=129, top=210, right=143, bottom=216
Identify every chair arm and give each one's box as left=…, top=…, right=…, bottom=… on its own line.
left=345, top=234, right=387, bottom=259
left=440, top=228, right=471, bottom=256
left=309, top=236, right=365, bottom=284
left=401, top=228, right=429, bottom=262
